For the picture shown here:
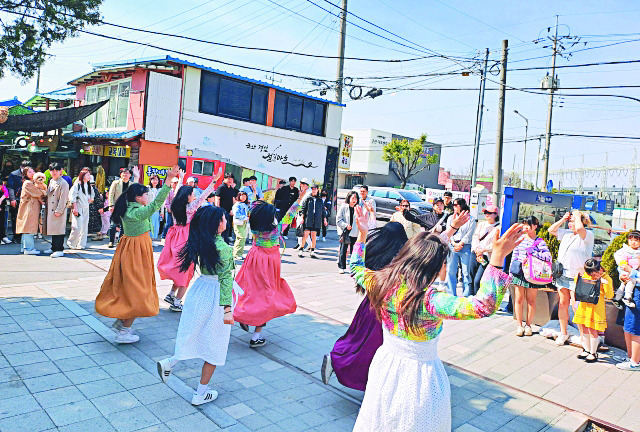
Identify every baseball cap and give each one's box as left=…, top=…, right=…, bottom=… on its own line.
left=434, top=198, right=444, bottom=205
left=311, top=183, right=319, bottom=188
left=300, top=177, right=309, bottom=185
left=443, top=191, right=453, bottom=197
left=483, top=205, right=498, bottom=213
left=187, top=177, right=196, bottom=183
left=171, top=177, right=179, bottom=183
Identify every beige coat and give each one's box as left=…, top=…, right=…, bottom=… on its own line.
left=390, top=211, right=422, bottom=239
left=108, top=179, right=128, bottom=209
left=43, top=177, right=70, bottom=236
left=16, top=180, right=46, bottom=234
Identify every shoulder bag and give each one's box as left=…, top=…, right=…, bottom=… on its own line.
left=522, top=238, right=553, bottom=285
left=574, top=274, right=600, bottom=304
left=552, top=232, right=579, bottom=279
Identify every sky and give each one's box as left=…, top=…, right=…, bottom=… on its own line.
left=1, top=0, right=640, bottom=189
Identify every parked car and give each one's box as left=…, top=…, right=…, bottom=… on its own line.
left=369, top=187, right=432, bottom=219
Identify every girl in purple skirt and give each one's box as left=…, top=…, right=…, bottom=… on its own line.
left=321, top=222, right=408, bottom=390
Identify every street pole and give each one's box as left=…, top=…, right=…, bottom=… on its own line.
left=471, top=48, right=489, bottom=188
left=535, top=136, right=542, bottom=190
left=335, top=0, right=348, bottom=104
left=514, top=110, right=528, bottom=189
left=542, top=16, right=559, bottom=189
left=492, top=40, right=508, bottom=206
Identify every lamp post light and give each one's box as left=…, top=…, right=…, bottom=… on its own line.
left=514, top=110, right=529, bottom=189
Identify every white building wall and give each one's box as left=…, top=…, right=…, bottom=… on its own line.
left=342, top=128, right=391, bottom=175
left=180, top=67, right=342, bottom=183
left=145, top=72, right=182, bottom=144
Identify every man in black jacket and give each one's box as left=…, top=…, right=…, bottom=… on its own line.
left=275, top=177, right=299, bottom=238
left=404, top=198, right=449, bottom=232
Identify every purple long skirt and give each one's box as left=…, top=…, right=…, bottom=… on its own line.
left=330, top=296, right=383, bottom=391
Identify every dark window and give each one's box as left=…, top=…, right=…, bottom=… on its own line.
left=272, top=92, right=326, bottom=136
left=199, top=71, right=267, bottom=125
left=286, top=96, right=303, bottom=131
left=301, top=99, right=326, bottom=135
left=203, top=161, right=214, bottom=176
left=192, top=160, right=203, bottom=175
left=273, top=92, right=287, bottom=128
left=218, top=78, right=252, bottom=120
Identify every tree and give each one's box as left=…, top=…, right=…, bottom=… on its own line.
left=0, top=1, right=103, bottom=79
left=382, top=134, right=439, bottom=188
left=538, top=223, right=560, bottom=261
left=602, top=230, right=629, bottom=290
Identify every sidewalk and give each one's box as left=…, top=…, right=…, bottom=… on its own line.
left=1, top=235, right=637, bottom=431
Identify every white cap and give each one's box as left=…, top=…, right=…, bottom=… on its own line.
left=171, top=177, right=179, bottom=183
left=300, top=177, right=309, bottom=185
left=187, top=177, right=196, bottom=183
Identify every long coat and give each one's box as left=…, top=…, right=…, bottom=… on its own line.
left=16, top=180, right=46, bottom=234
left=43, top=177, right=70, bottom=236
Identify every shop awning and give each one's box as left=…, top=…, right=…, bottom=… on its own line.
left=64, top=129, right=144, bottom=140
left=7, top=146, right=49, bottom=154
left=0, top=101, right=107, bottom=132
left=49, top=150, right=79, bottom=158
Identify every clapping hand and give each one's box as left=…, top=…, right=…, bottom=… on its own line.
left=164, top=166, right=181, bottom=184
left=489, top=224, right=525, bottom=267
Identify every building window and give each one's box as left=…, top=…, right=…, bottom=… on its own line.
left=191, top=160, right=214, bottom=176
left=199, top=71, right=268, bottom=125
left=84, top=79, right=131, bottom=131
left=273, top=91, right=325, bottom=136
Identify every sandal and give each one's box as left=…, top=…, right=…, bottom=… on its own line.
left=577, top=350, right=589, bottom=360
left=585, top=353, right=598, bottom=363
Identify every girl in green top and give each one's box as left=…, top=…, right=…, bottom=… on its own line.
left=96, top=166, right=179, bottom=344
left=156, top=205, right=237, bottom=406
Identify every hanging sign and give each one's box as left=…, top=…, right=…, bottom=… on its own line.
left=82, top=144, right=103, bottom=155
left=104, top=145, right=131, bottom=158
left=339, top=134, right=353, bottom=170
left=142, top=165, right=171, bottom=185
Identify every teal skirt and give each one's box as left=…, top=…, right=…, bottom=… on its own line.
left=510, top=274, right=546, bottom=289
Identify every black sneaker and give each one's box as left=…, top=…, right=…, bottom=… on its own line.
left=164, top=293, right=175, bottom=305
left=239, top=323, right=249, bottom=332
left=612, top=299, right=624, bottom=310
left=108, top=242, right=115, bottom=248
left=169, top=303, right=183, bottom=312
left=293, top=244, right=301, bottom=250
left=249, top=338, right=266, bottom=348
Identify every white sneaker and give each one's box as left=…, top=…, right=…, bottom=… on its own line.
left=338, top=268, right=345, bottom=274
left=284, top=235, right=289, bottom=240
left=24, top=249, right=40, bottom=255
left=556, top=333, right=569, bottom=346
left=322, top=237, right=326, bottom=242
left=157, top=358, right=172, bottom=383
left=515, top=326, right=524, bottom=337
left=298, top=249, right=304, bottom=258
left=191, top=388, right=218, bottom=406
left=1, top=237, right=11, bottom=244
left=115, top=328, right=139, bottom=344
left=43, top=249, right=53, bottom=254
left=321, top=353, right=333, bottom=385
left=616, top=361, right=640, bottom=371
left=51, top=251, right=64, bottom=258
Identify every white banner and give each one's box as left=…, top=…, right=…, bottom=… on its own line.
left=339, top=134, right=353, bottom=170
left=180, top=119, right=327, bottom=184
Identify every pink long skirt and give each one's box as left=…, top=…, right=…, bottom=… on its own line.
left=157, top=224, right=194, bottom=287
left=234, top=245, right=297, bottom=326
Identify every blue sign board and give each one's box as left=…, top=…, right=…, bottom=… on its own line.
left=546, top=179, right=553, bottom=193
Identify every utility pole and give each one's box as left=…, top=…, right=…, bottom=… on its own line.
left=514, top=110, right=528, bottom=188
left=542, top=16, right=559, bottom=189
left=335, top=0, right=348, bottom=103
left=492, top=40, right=508, bottom=205
left=35, top=66, right=41, bottom=94
left=471, top=48, right=490, bottom=188
left=535, top=136, right=542, bottom=190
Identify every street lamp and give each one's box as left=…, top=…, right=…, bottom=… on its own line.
left=514, top=110, right=529, bottom=189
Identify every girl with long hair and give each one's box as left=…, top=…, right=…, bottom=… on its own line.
left=157, top=206, right=237, bottom=406
left=68, top=169, right=94, bottom=250
left=321, top=221, right=408, bottom=390
left=95, top=166, right=179, bottom=344
left=234, top=190, right=308, bottom=347
left=158, top=169, right=222, bottom=312
left=350, top=206, right=523, bottom=431
left=147, top=174, right=162, bottom=239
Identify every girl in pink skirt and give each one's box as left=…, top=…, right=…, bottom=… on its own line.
left=158, top=170, right=222, bottom=311
left=234, top=191, right=307, bottom=347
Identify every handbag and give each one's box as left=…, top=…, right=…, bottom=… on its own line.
left=552, top=262, right=564, bottom=279
left=522, top=238, right=553, bottom=284
left=574, top=274, right=600, bottom=304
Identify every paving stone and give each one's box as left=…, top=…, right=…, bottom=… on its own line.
left=23, top=372, right=73, bottom=393
left=236, top=375, right=264, bottom=388
left=113, top=371, right=159, bottom=390
left=15, top=361, right=60, bottom=379
left=64, top=366, right=110, bottom=384
left=57, top=416, right=116, bottom=432
left=145, top=396, right=197, bottom=423
left=92, top=391, right=142, bottom=416
left=129, top=383, right=177, bottom=405
left=0, top=409, right=56, bottom=432
left=76, top=378, right=126, bottom=399
left=0, top=394, right=41, bottom=419
left=222, top=403, right=256, bottom=419
left=42, top=345, right=85, bottom=361
left=0, top=331, right=30, bottom=345
left=59, top=324, right=95, bottom=337
left=68, top=332, right=105, bottom=345
left=45, top=399, right=102, bottom=427
left=101, top=360, right=144, bottom=378
left=33, top=385, right=85, bottom=409
left=238, top=413, right=272, bottom=430
left=53, top=355, right=98, bottom=372
left=5, top=350, right=49, bottom=367
left=164, top=412, right=220, bottom=432
left=0, top=341, right=39, bottom=355
left=0, top=379, right=30, bottom=399
left=90, top=351, right=130, bottom=365
left=106, top=406, right=161, bottom=432
left=78, top=341, right=117, bottom=355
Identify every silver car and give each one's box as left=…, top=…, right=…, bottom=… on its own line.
left=366, top=187, right=432, bottom=219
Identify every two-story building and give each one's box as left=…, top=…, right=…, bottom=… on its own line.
left=66, top=56, right=343, bottom=190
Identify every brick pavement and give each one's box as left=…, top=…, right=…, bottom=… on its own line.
left=1, top=233, right=637, bottom=431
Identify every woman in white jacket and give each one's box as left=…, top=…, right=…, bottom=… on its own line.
left=469, top=205, right=500, bottom=295
left=336, top=191, right=360, bottom=274
left=68, top=170, right=94, bottom=250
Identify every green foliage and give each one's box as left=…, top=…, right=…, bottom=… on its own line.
left=602, top=230, right=629, bottom=290
left=0, top=1, right=103, bottom=79
left=538, top=223, right=560, bottom=261
left=382, top=133, right=438, bottom=188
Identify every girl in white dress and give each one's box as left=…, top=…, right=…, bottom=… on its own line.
left=350, top=206, right=524, bottom=431
left=156, top=205, right=237, bottom=406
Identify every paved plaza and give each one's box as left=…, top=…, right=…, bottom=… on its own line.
left=1, top=231, right=638, bottom=432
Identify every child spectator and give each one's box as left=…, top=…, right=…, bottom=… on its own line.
left=231, top=191, right=249, bottom=260
left=613, top=230, right=640, bottom=309
left=573, top=259, right=614, bottom=363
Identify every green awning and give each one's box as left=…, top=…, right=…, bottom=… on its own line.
left=7, top=146, right=49, bottom=154
left=49, top=150, right=78, bottom=158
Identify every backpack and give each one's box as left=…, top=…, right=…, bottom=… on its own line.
left=522, top=238, right=553, bottom=285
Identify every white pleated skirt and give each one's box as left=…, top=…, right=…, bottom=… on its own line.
left=353, top=329, right=451, bottom=432
left=173, top=275, right=231, bottom=366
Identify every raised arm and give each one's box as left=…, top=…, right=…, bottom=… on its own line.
left=128, top=166, right=179, bottom=221
left=548, top=212, right=570, bottom=237
left=572, top=210, right=587, bottom=240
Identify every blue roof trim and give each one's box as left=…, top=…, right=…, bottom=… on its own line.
left=77, top=55, right=344, bottom=107
left=64, top=129, right=144, bottom=140
left=0, top=97, right=23, bottom=107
